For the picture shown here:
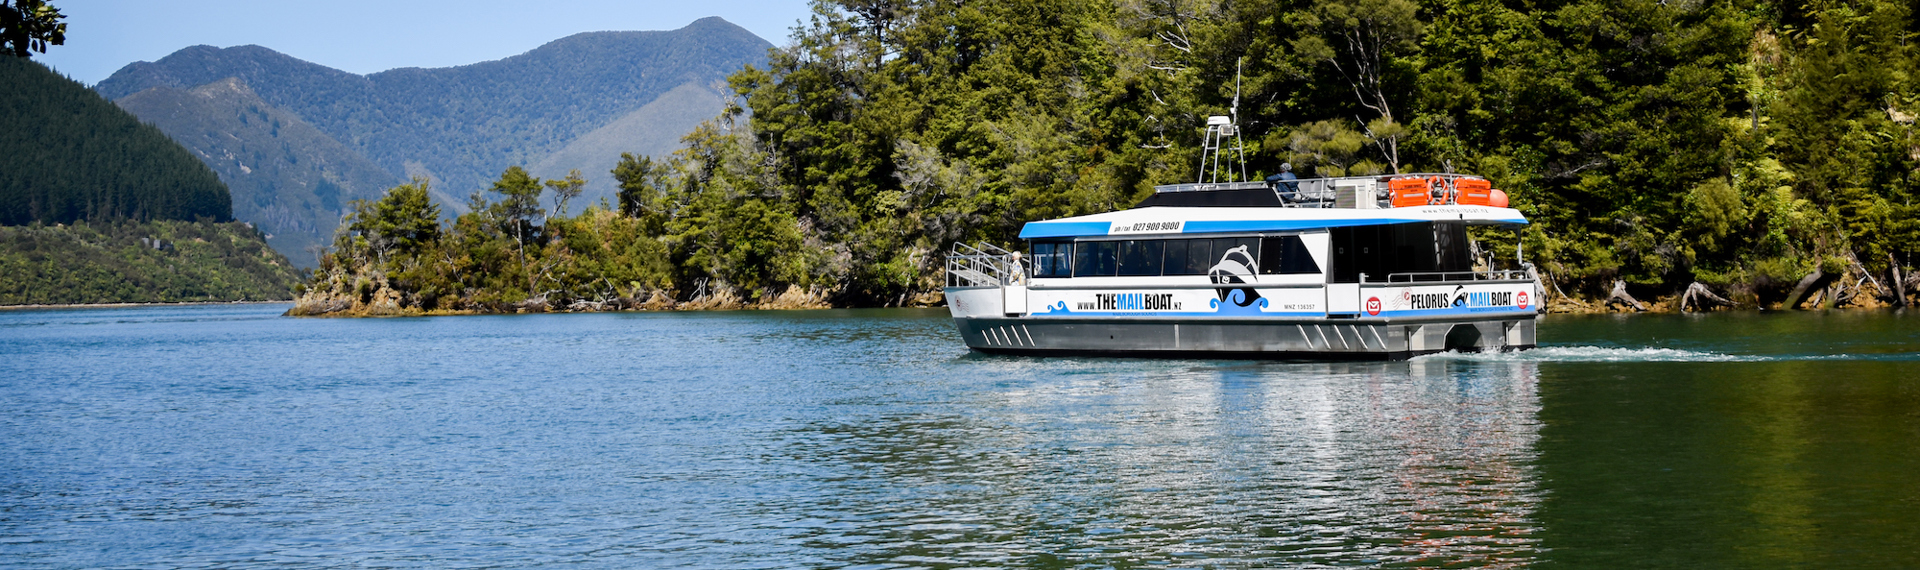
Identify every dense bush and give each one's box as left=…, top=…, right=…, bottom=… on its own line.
left=0, top=220, right=298, bottom=304
left=299, top=173, right=676, bottom=314
left=306, top=0, right=1920, bottom=310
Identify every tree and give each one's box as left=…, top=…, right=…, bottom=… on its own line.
left=613, top=153, right=673, bottom=233
left=1287, top=119, right=1373, bottom=176
left=1, top=0, right=65, bottom=58
left=486, top=166, right=546, bottom=297
left=1289, top=0, right=1422, bottom=172
left=545, top=169, right=586, bottom=220
left=346, top=178, right=441, bottom=259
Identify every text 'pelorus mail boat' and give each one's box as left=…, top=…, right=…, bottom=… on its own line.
left=943, top=108, right=1544, bottom=360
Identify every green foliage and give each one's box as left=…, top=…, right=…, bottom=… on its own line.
left=1285, top=120, right=1372, bottom=177
left=0, top=220, right=299, bottom=304
left=546, top=170, right=586, bottom=219
left=304, top=169, right=676, bottom=313
left=487, top=166, right=545, bottom=228
left=1, top=0, right=65, bottom=58
left=641, top=0, right=1154, bottom=303
left=1682, top=177, right=1748, bottom=257
left=614, top=152, right=673, bottom=233
left=0, top=56, right=231, bottom=225
left=343, top=178, right=441, bottom=258
left=304, top=0, right=1920, bottom=308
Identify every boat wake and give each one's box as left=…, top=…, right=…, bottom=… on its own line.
left=1417, top=345, right=1920, bottom=362
left=1415, top=346, right=1766, bottom=362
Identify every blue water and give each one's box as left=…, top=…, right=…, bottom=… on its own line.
left=2, top=305, right=1916, bottom=568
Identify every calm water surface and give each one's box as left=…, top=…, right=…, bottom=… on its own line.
left=1, top=306, right=1915, bottom=568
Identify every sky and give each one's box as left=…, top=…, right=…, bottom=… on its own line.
left=36, top=0, right=815, bottom=86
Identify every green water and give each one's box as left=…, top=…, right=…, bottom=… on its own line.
left=1525, top=312, right=1919, bottom=568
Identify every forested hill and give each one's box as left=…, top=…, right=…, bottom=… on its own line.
left=0, top=56, right=229, bottom=225
left=98, top=17, right=770, bottom=204
left=294, top=0, right=1919, bottom=313
left=0, top=57, right=299, bottom=304
left=608, top=0, right=1920, bottom=308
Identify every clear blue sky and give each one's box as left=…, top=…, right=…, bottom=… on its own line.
left=37, top=0, right=815, bottom=86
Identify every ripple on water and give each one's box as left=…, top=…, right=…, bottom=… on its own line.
left=4, top=306, right=1915, bottom=568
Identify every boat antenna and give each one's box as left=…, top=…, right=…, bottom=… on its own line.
left=1231, top=59, right=1241, bottom=122
left=1233, top=58, right=1245, bottom=182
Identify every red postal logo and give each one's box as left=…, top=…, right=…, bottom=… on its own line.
left=1516, top=291, right=1530, bottom=310
left=1365, top=296, right=1382, bottom=316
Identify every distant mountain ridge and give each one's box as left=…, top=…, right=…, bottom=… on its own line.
left=115, top=78, right=403, bottom=264
left=100, top=17, right=770, bottom=266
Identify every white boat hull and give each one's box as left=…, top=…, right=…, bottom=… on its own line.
left=945, top=284, right=1538, bottom=360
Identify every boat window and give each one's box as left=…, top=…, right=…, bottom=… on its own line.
left=1209, top=238, right=1260, bottom=277
left=1258, top=235, right=1321, bottom=274
left=1434, top=221, right=1471, bottom=273
left=1162, top=239, right=1190, bottom=275
left=1392, top=223, right=1437, bottom=277
left=1329, top=222, right=1474, bottom=283
left=1166, top=239, right=1214, bottom=275
left=1030, top=241, right=1073, bottom=278
left=1336, top=226, right=1378, bottom=283
left=1073, top=241, right=1118, bottom=276
left=1118, top=240, right=1165, bottom=276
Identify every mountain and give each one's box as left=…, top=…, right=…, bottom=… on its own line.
left=99, top=17, right=769, bottom=266
left=114, top=78, right=403, bottom=266
left=0, top=56, right=230, bottom=225
left=528, top=81, right=728, bottom=208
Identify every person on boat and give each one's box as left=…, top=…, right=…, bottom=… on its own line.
left=1265, top=163, right=1300, bottom=200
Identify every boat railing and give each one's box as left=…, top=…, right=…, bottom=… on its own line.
left=1152, top=181, right=1271, bottom=193
left=1378, top=269, right=1533, bottom=283
left=1284, top=179, right=1343, bottom=204
left=947, top=242, right=1028, bottom=288
left=1154, top=173, right=1498, bottom=208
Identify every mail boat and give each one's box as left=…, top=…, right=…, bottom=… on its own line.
left=943, top=175, right=1544, bottom=360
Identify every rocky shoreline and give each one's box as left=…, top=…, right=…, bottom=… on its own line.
left=282, top=280, right=1911, bottom=318
left=284, top=277, right=948, bottom=317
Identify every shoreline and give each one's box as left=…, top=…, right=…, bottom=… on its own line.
left=0, top=300, right=294, bottom=311
left=285, top=299, right=1909, bottom=317
left=6, top=295, right=1906, bottom=316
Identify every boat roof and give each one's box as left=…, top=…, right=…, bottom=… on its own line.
left=1018, top=205, right=1530, bottom=240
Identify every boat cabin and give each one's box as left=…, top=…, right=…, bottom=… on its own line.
left=943, top=169, right=1542, bottom=358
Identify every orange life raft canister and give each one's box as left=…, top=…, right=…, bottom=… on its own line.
left=1455, top=178, right=1492, bottom=206
left=1389, top=177, right=1432, bottom=208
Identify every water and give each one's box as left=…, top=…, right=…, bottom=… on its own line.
left=1, top=306, right=1915, bottom=568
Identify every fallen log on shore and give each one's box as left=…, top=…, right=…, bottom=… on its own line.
left=1680, top=282, right=1737, bottom=312
left=1606, top=280, right=1647, bottom=312
left=1782, top=267, right=1826, bottom=310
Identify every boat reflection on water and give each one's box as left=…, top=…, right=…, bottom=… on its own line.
left=783, top=357, right=1547, bottom=568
